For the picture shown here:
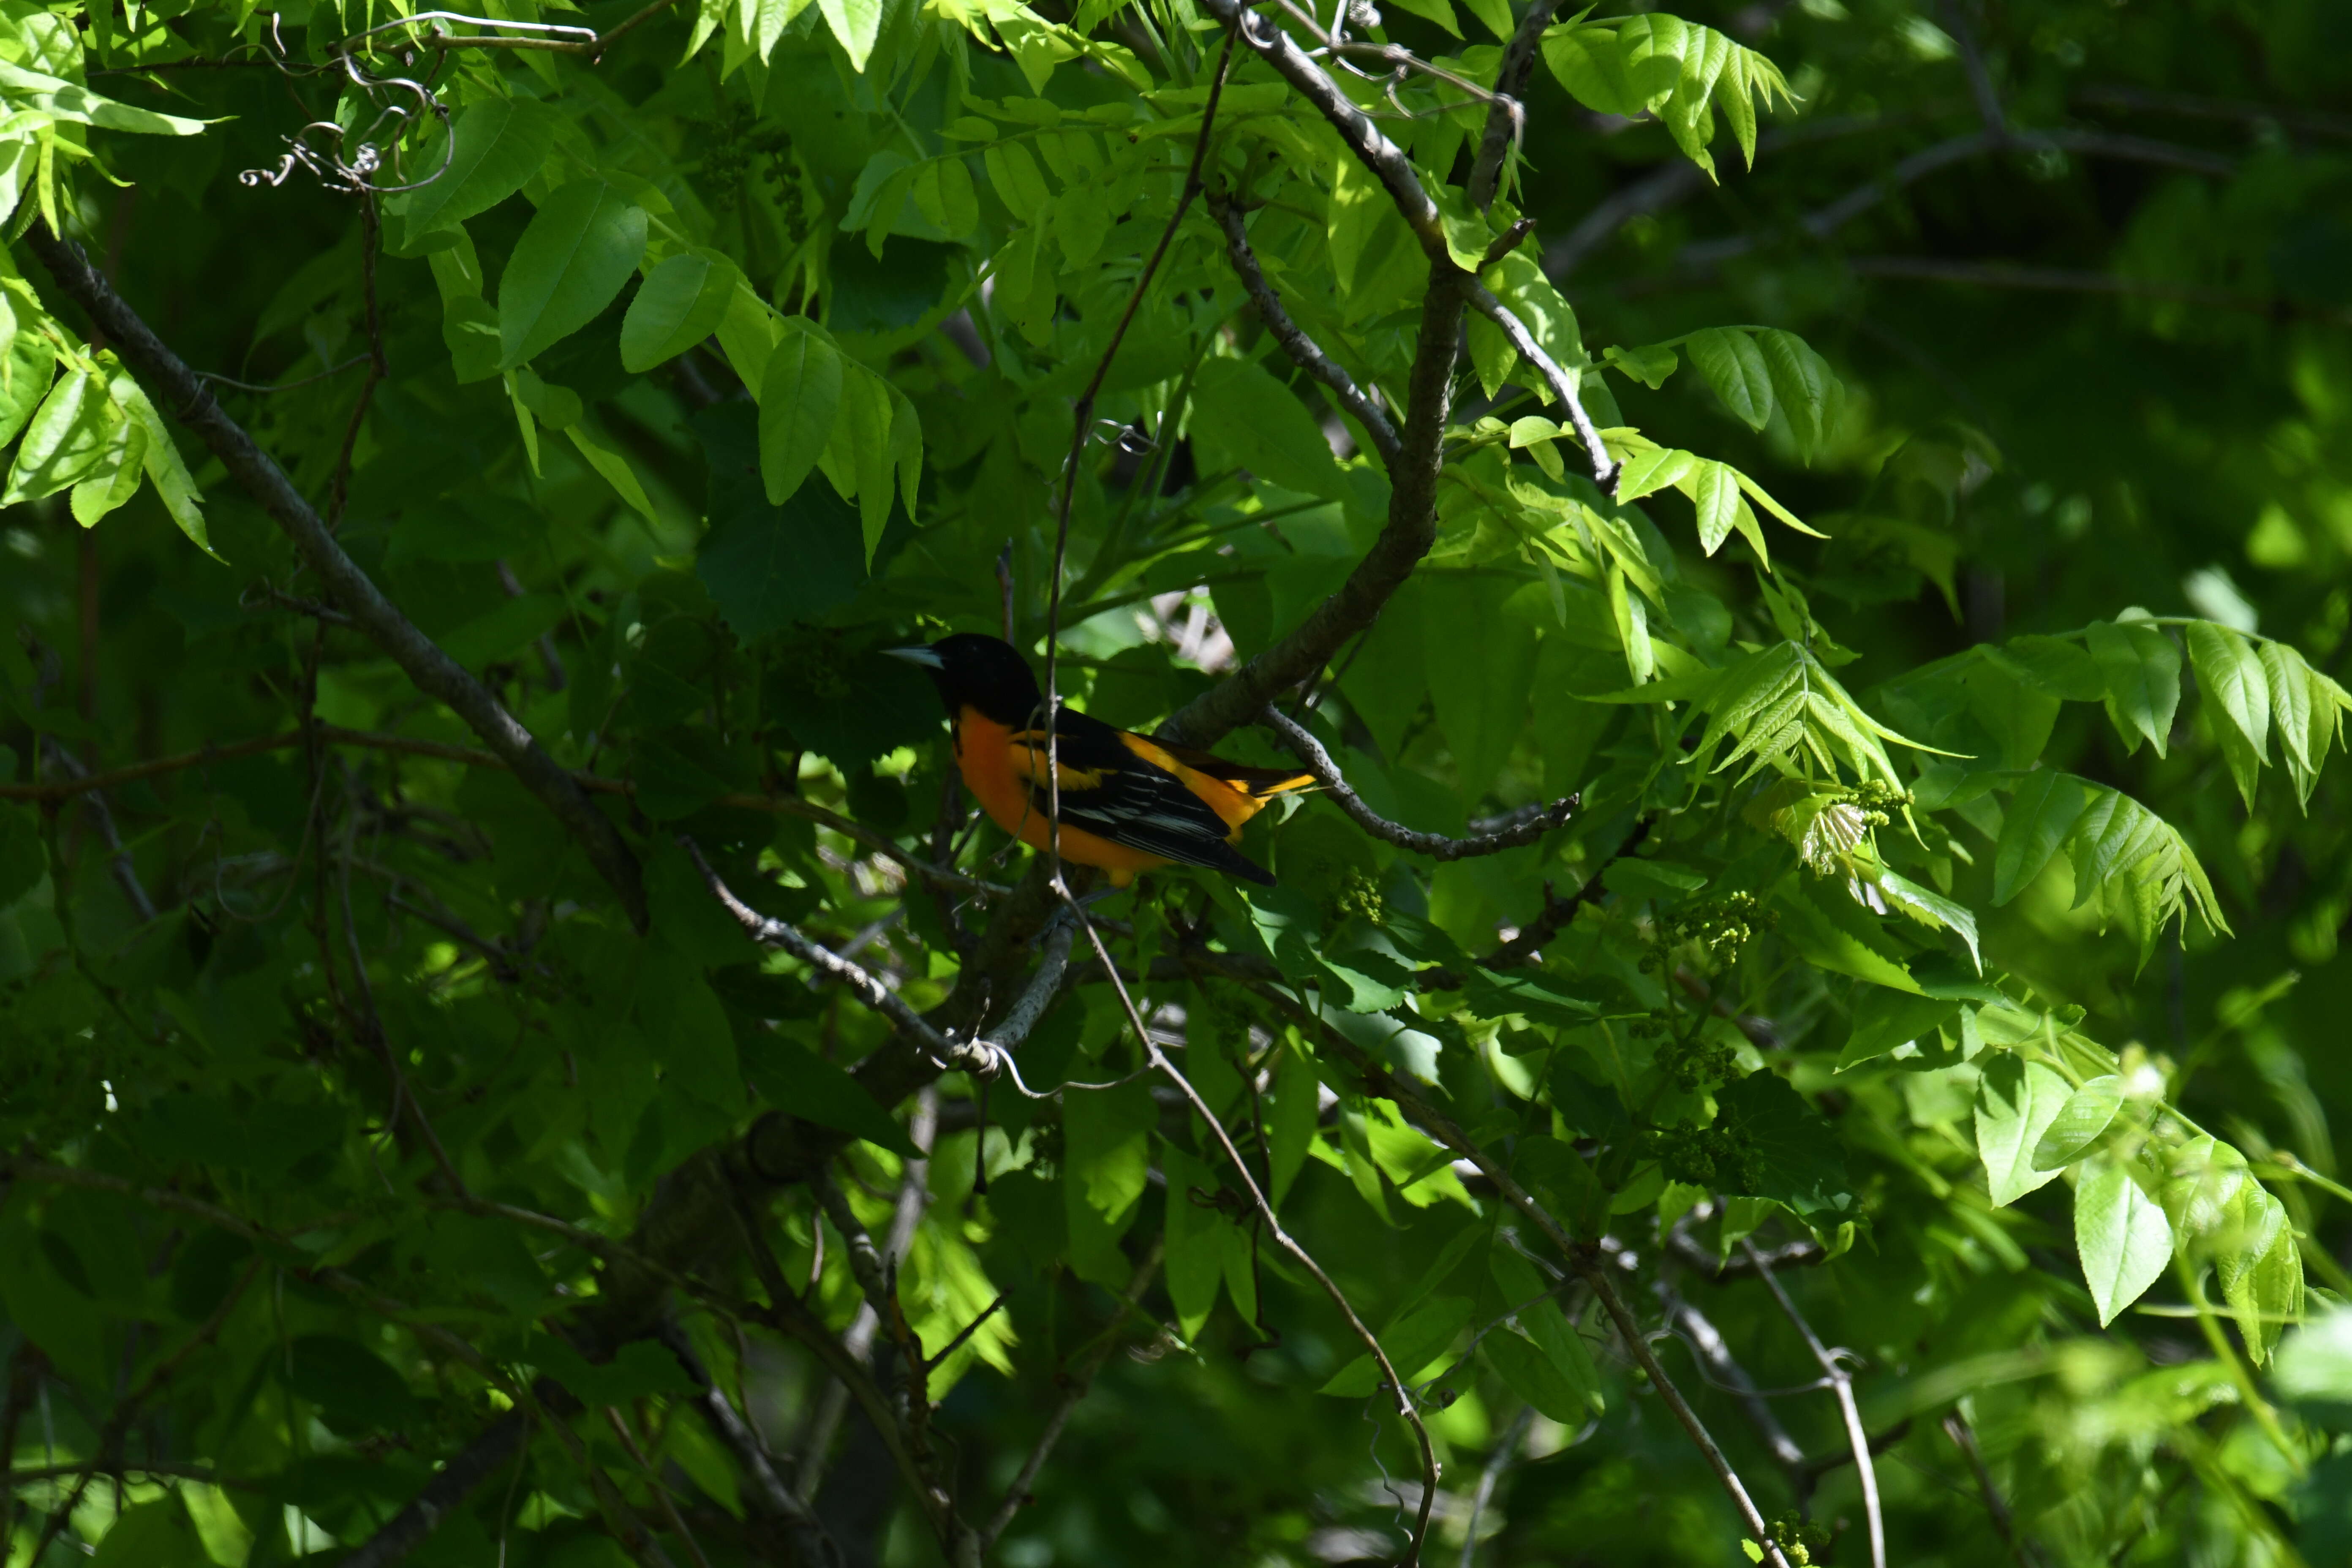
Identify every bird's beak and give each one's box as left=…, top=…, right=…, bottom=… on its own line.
left=884, top=645, right=945, bottom=670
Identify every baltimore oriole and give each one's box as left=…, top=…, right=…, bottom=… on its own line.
left=887, top=634, right=1315, bottom=887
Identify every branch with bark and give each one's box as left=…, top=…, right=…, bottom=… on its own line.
left=1207, top=187, right=1403, bottom=470
left=1260, top=707, right=1577, bottom=860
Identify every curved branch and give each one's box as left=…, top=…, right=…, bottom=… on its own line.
left=1260, top=708, right=1576, bottom=860
left=1159, top=275, right=1467, bottom=748
left=682, top=838, right=991, bottom=1077
left=1208, top=188, right=1403, bottom=470
left=1460, top=279, right=1618, bottom=490
left=1159, top=0, right=1484, bottom=750
left=1198, top=0, right=1443, bottom=256
left=22, top=225, right=647, bottom=930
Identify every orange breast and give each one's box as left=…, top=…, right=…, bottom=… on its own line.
left=950, top=708, right=1173, bottom=887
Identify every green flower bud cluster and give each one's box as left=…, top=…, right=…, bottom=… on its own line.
left=1331, top=866, right=1387, bottom=927
left=1647, top=1119, right=1759, bottom=1191
left=1661, top=892, right=1763, bottom=956
left=1767, top=1513, right=1832, bottom=1564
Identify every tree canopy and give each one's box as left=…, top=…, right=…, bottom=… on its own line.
left=5, top=0, right=2352, bottom=1565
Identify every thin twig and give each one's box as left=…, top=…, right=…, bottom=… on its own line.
left=604, top=1406, right=716, bottom=1568
left=0, top=724, right=1004, bottom=896
left=1159, top=0, right=1471, bottom=749
left=1457, top=1404, right=1534, bottom=1568
left=1260, top=707, right=1575, bottom=860
left=197, top=356, right=369, bottom=395
left=1742, top=1240, right=1883, bottom=1568
left=1208, top=188, right=1403, bottom=469
left=1061, top=907, right=1445, bottom=1564
left=1040, top=29, right=1239, bottom=893
left=1271, top=1011, right=1797, bottom=1568
left=26, top=1258, right=262, bottom=1565
left=1942, top=1410, right=2041, bottom=1568
left=22, top=224, right=648, bottom=928
left=980, top=1242, right=1162, bottom=1549
left=36, top=738, right=156, bottom=922
left=654, top=1323, right=838, bottom=1566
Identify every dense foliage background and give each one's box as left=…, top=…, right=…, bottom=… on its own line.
left=5, top=0, right=2352, bottom=1565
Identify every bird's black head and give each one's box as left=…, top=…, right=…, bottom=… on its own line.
left=885, top=634, right=1045, bottom=727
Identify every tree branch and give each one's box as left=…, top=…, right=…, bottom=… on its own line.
left=1162, top=0, right=1470, bottom=749
left=21, top=224, right=647, bottom=930
left=1207, top=188, right=1403, bottom=469
left=1260, top=707, right=1576, bottom=859
left=1466, top=0, right=1560, bottom=212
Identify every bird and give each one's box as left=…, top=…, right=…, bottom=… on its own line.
left=886, top=633, right=1316, bottom=887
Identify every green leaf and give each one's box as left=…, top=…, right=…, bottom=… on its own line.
left=757, top=324, right=843, bottom=505
left=566, top=424, right=659, bottom=524
left=1065, top=1078, right=1158, bottom=1285
left=2065, top=788, right=2166, bottom=912
left=1482, top=1327, right=1595, bottom=1423
left=1542, top=23, right=1678, bottom=118
left=1421, top=571, right=1539, bottom=802
left=2264, top=639, right=2317, bottom=773
left=1685, top=327, right=1772, bottom=430
left=2188, top=621, right=2270, bottom=806
left=835, top=366, right=898, bottom=564
left=1710, top=1070, right=1851, bottom=1217
left=0, top=326, right=54, bottom=449
left=1188, top=356, right=1347, bottom=503
left=1489, top=1243, right=1603, bottom=1416
left=1873, top=870, right=1982, bottom=972
left=2087, top=619, right=2181, bottom=757
left=3, top=366, right=120, bottom=504
left=1269, top=1041, right=1319, bottom=1206
left=621, top=251, right=740, bottom=373
left=0, top=60, right=207, bottom=136
left=1836, top=987, right=1961, bottom=1072
left=738, top=1032, right=917, bottom=1156
left=2213, top=1184, right=2298, bottom=1365
left=694, top=405, right=865, bottom=641
left=1756, top=328, right=1840, bottom=462
left=1974, top=1051, right=2073, bottom=1206
left=390, top=97, right=558, bottom=246
left=2274, top=1309, right=2352, bottom=1421
left=983, top=142, right=1050, bottom=223
left=108, top=368, right=211, bottom=556
left=2029, top=1075, right=2123, bottom=1171
left=1161, top=1141, right=1222, bottom=1339
left=2074, top=1154, right=2174, bottom=1328
left=88, top=1495, right=210, bottom=1568
left=1318, top=1293, right=1469, bottom=1396
left=498, top=181, right=651, bottom=370
left=1992, top=769, right=2089, bottom=905
left=68, top=405, right=145, bottom=525
left=819, top=0, right=884, bottom=70
left=1688, top=458, right=1740, bottom=555
left=0, top=802, right=44, bottom=906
